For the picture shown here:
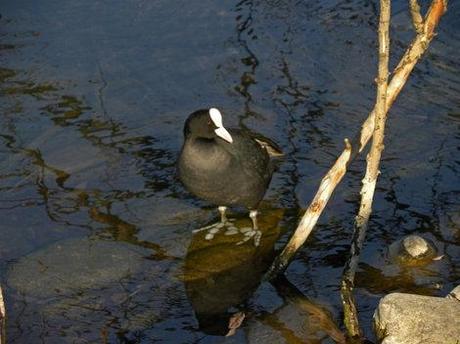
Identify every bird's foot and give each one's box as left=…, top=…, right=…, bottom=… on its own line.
left=234, top=209, right=262, bottom=246
left=193, top=219, right=239, bottom=240
left=193, top=221, right=262, bottom=246
left=192, top=221, right=223, bottom=233
left=236, top=227, right=262, bottom=247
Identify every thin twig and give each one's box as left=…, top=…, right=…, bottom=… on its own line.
left=265, top=0, right=448, bottom=280
left=341, top=0, right=391, bottom=339
left=409, top=0, right=424, bottom=34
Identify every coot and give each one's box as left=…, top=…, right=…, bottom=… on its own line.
left=177, top=108, right=282, bottom=245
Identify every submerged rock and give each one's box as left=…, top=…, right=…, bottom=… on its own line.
left=7, top=237, right=147, bottom=299
left=402, top=235, right=429, bottom=257
left=373, top=292, right=460, bottom=344
left=388, top=234, right=436, bottom=266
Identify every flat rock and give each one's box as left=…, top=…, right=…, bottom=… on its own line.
left=374, top=292, right=460, bottom=344
left=7, top=237, right=147, bottom=299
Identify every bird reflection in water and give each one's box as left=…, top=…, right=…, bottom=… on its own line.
left=181, top=205, right=345, bottom=342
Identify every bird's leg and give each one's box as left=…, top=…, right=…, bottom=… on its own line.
left=237, top=210, right=262, bottom=246
left=193, top=206, right=227, bottom=231
left=218, top=206, right=228, bottom=223
left=249, top=210, right=258, bottom=230
left=250, top=210, right=262, bottom=246
left=193, top=206, right=238, bottom=240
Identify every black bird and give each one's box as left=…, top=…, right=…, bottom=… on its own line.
left=177, top=108, right=282, bottom=245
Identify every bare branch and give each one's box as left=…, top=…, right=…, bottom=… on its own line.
left=265, top=0, right=448, bottom=281
left=341, top=0, right=391, bottom=339
left=424, top=0, right=447, bottom=36
left=409, top=0, right=424, bottom=34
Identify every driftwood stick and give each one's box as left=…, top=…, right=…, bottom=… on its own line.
left=409, top=0, right=424, bottom=34
left=265, top=0, right=447, bottom=280
left=341, top=0, right=391, bottom=339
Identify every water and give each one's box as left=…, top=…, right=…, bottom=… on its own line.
left=1, top=0, right=459, bottom=342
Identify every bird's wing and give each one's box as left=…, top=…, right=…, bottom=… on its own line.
left=222, top=130, right=272, bottom=178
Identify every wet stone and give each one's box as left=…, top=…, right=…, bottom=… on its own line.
left=388, top=234, right=436, bottom=266
left=7, top=237, right=148, bottom=299
left=447, top=285, right=460, bottom=302
left=374, top=292, right=460, bottom=344
left=402, top=235, right=429, bottom=258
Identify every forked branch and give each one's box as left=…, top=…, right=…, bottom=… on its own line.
left=265, top=0, right=448, bottom=280
left=409, top=0, right=424, bottom=34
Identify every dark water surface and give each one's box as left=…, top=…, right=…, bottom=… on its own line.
left=1, top=0, right=459, bottom=342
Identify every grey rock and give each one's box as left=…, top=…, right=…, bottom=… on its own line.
left=7, top=237, right=147, bottom=299
left=381, top=336, right=401, bottom=344
left=447, top=285, right=460, bottom=302
left=388, top=235, right=436, bottom=265
left=143, top=198, right=210, bottom=227
left=402, top=235, right=429, bottom=258
left=374, top=292, right=460, bottom=344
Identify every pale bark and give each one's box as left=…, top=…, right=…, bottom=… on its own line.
left=341, top=0, right=391, bottom=339
left=265, top=0, right=448, bottom=280
left=409, top=0, right=424, bottom=34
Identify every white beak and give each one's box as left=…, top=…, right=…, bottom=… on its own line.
left=215, top=126, right=233, bottom=143
left=209, top=108, right=233, bottom=143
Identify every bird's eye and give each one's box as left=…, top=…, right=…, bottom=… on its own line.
left=207, top=120, right=212, bottom=125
